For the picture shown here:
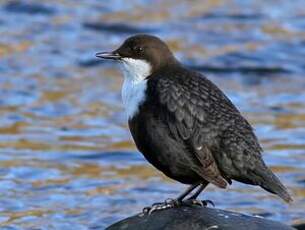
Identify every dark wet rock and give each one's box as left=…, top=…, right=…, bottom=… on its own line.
left=106, top=206, right=295, bottom=230
left=251, top=211, right=273, bottom=218
left=4, top=1, right=55, bottom=15
left=83, top=22, right=156, bottom=34
left=293, top=223, right=305, bottom=230
left=188, top=64, right=290, bottom=75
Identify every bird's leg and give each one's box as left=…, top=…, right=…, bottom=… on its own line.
left=142, top=183, right=200, bottom=215
left=187, top=183, right=206, bottom=200
left=176, top=183, right=200, bottom=201
left=184, top=182, right=214, bottom=207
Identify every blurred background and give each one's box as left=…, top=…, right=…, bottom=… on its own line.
left=0, top=0, right=305, bottom=229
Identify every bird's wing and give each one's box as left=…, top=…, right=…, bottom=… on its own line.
left=154, top=69, right=292, bottom=202
left=154, top=70, right=239, bottom=188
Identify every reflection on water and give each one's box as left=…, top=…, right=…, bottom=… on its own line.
left=0, top=0, right=305, bottom=229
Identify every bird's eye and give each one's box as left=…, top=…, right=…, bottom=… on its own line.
left=133, top=46, right=143, bottom=53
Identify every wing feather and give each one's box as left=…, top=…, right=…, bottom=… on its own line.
left=192, top=146, right=227, bottom=188
left=155, top=71, right=231, bottom=187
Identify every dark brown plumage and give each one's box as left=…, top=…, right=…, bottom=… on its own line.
left=96, top=34, right=293, bottom=208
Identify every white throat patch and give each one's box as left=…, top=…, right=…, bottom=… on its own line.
left=120, top=58, right=152, bottom=119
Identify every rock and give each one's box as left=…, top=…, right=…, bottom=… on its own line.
left=106, top=206, right=295, bottom=230
left=293, top=223, right=305, bottom=230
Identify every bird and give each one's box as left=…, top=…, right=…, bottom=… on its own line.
left=96, top=34, right=293, bottom=213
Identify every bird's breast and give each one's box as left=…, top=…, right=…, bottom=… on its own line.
left=121, top=76, right=148, bottom=119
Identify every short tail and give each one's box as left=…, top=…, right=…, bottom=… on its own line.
left=260, top=168, right=293, bottom=203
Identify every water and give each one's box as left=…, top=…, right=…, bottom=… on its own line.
left=0, top=0, right=304, bottom=229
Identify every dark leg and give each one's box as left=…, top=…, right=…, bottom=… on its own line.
left=176, top=183, right=200, bottom=201
left=186, top=182, right=214, bottom=207
left=187, top=183, right=207, bottom=200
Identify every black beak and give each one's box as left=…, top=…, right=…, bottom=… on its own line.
left=95, top=51, right=121, bottom=60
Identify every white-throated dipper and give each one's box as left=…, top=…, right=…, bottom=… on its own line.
left=96, top=34, right=293, bottom=214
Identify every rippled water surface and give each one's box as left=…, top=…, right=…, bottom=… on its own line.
left=0, top=0, right=305, bottom=229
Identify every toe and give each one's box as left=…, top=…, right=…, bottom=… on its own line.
left=202, top=199, right=215, bottom=207
left=191, top=199, right=204, bottom=206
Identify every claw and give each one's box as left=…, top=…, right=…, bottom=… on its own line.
left=142, top=199, right=180, bottom=215
left=165, top=198, right=181, bottom=206
left=202, top=199, right=215, bottom=207
left=148, top=203, right=172, bottom=215
left=142, top=206, right=150, bottom=214
left=142, top=202, right=163, bottom=214
left=182, top=199, right=203, bottom=207
left=184, top=199, right=215, bottom=207
left=189, top=199, right=205, bottom=206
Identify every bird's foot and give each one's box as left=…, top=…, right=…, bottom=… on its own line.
left=142, top=198, right=214, bottom=215
left=142, top=198, right=181, bottom=215
left=184, top=199, right=215, bottom=207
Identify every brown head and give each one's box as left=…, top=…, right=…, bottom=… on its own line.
left=96, top=34, right=178, bottom=77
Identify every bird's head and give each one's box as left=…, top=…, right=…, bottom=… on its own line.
left=96, top=34, right=177, bottom=79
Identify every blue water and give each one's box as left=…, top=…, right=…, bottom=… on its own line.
left=0, top=0, right=304, bottom=229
